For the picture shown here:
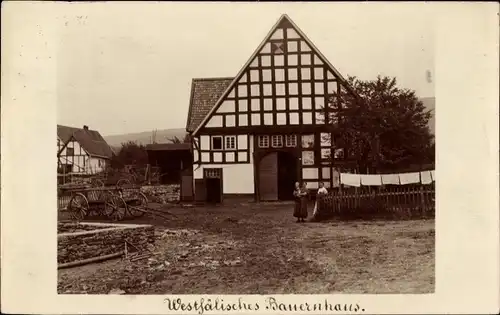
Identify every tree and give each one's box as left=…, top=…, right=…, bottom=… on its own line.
left=110, top=141, right=149, bottom=168
left=325, top=75, right=434, bottom=173
left=167, top=134, right=191, bottom=144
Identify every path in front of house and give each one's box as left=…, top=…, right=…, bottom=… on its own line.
left=58, top=201, right=434, bottom=294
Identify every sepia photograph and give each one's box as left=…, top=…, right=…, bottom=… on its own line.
left=3, top=1, right=499, bottom=313
left=55, top=6, right=437, bottom=295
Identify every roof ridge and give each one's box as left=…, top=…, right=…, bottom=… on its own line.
left=58, top=124, right=97, bottom=132
left=192, top=77, right=234, bottom=82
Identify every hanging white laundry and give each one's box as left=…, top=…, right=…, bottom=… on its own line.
left=430, top=170, right=435, bottom=181
left=332, top=169, right=340, bottom=187
left=360, top=174, right=382, bottom=186
left=340, top=173, right=361, bottom=187
left=399, top=172, right=420, bottom=185
left=420, top=171, right=433, bottom=185
left=381, top=174, right=400, bottom=185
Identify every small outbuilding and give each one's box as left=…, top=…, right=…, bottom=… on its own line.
left=145, top=143, right=194, bottom=201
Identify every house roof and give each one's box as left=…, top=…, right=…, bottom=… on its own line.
left=185, top=77, right=233, bottom=133
left=57, top=125, right=114, bottom=159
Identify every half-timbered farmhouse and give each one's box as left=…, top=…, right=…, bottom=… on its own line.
left=57, top=125, right=114, bottom=175
left=186, top=14, right=357, bottom=202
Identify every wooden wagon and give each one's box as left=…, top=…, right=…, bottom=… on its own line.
left=60, top=185, right=149, bottom=221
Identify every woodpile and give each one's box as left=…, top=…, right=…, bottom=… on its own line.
left=58, top=224, right=155, bottom=265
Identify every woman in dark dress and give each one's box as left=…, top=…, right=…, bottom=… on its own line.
left=299, top=182, right=309, bottom=222
left=293, top=182, right=308, bottom=222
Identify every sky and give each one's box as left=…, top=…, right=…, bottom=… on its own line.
left=57, top=2, right=435, bottom=136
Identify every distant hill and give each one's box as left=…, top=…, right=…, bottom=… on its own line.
left=104, top=128, right=187, bottom=150
left=421, top=97, right=435, bottom=135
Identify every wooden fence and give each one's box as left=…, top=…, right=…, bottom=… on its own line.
left=315, top=184, right=435, bottom=221
left=59, top=195, right=70, bottom=211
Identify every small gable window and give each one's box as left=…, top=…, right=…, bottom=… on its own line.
left=258, top=135, right=269, bottom=148
left=211, top=136, right=223, bottom=150
left=285, top=135, right=297, bottom=147
left=225, top=136, right=236, bottom=150
left=271, top=135, right=283, bottom=148
left=66, top=147, right=74, bottom=156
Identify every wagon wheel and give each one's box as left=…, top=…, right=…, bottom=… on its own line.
left=104, top=193, right=127, bottom=221
left=101, top=191, right=115, bottom=217
left=116, top=178, right=132, bottom=189
left=90, top=178, right=105, bottom=188
left=127, top=191, right=149, bottom=217
left=68, top=193, right=89, bottom=221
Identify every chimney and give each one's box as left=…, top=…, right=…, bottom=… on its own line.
left=83, top=125, right=89, bottom=131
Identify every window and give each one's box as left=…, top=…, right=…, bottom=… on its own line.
left=211, top=136, right=223, bottom=150
left=66, top=147, right=74, bottom=156
left=321, top=148, right=331, bottom=159
left=271, top=135, right=283, bottom=148
left=320, top=133, right=331, bottom=147
left=301, top=134, right=314, bottom=148
left=258, top=135, right=269, bottom=148
left=225, top=136, right=236, bottom=150
left=285, top=135, right=297, bottom=147
left=204, top=168, right=222, bottom=178
left=302, top=151, right=315, bottom=165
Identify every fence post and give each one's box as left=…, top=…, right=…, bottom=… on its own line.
left=354, top=186, right=359, bottom=210
left=419, top=185, right=425, bottom=217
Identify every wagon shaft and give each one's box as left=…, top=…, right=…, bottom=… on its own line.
left=126, top=205, right=173, bottom=221
left=124, top=197, right=142, bottom=203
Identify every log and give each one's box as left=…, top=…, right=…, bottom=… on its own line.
left=58, top=251, right=125, bottom=269
left=126, top=206, right=174, bottom=220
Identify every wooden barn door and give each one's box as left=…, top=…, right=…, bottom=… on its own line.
left=180, top=173, right=194, bottom=201
left=194, top=179, right=207, bottom=202
left=258, top=152, right=278, bottom=201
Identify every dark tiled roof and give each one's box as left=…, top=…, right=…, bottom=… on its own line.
left=145, top=143, right=191, bottom=151
left=185, top=77, right=233, bottom=133
left=57, top=125, right=114, bottom=159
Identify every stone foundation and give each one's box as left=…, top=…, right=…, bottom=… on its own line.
left=58, top=222, right=154, bottom=264
left=140, top=184, right=180, bottom=204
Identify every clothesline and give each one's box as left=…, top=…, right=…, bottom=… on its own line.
left=340, top=170, right=435, bottom=187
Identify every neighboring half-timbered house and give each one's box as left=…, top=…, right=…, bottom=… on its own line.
left=186, top=14, right=358, bottom=202
left=57, top=125, right=114, bottom=175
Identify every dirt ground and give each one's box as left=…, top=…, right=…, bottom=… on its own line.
left=58, top=201, right=435, bottom=294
